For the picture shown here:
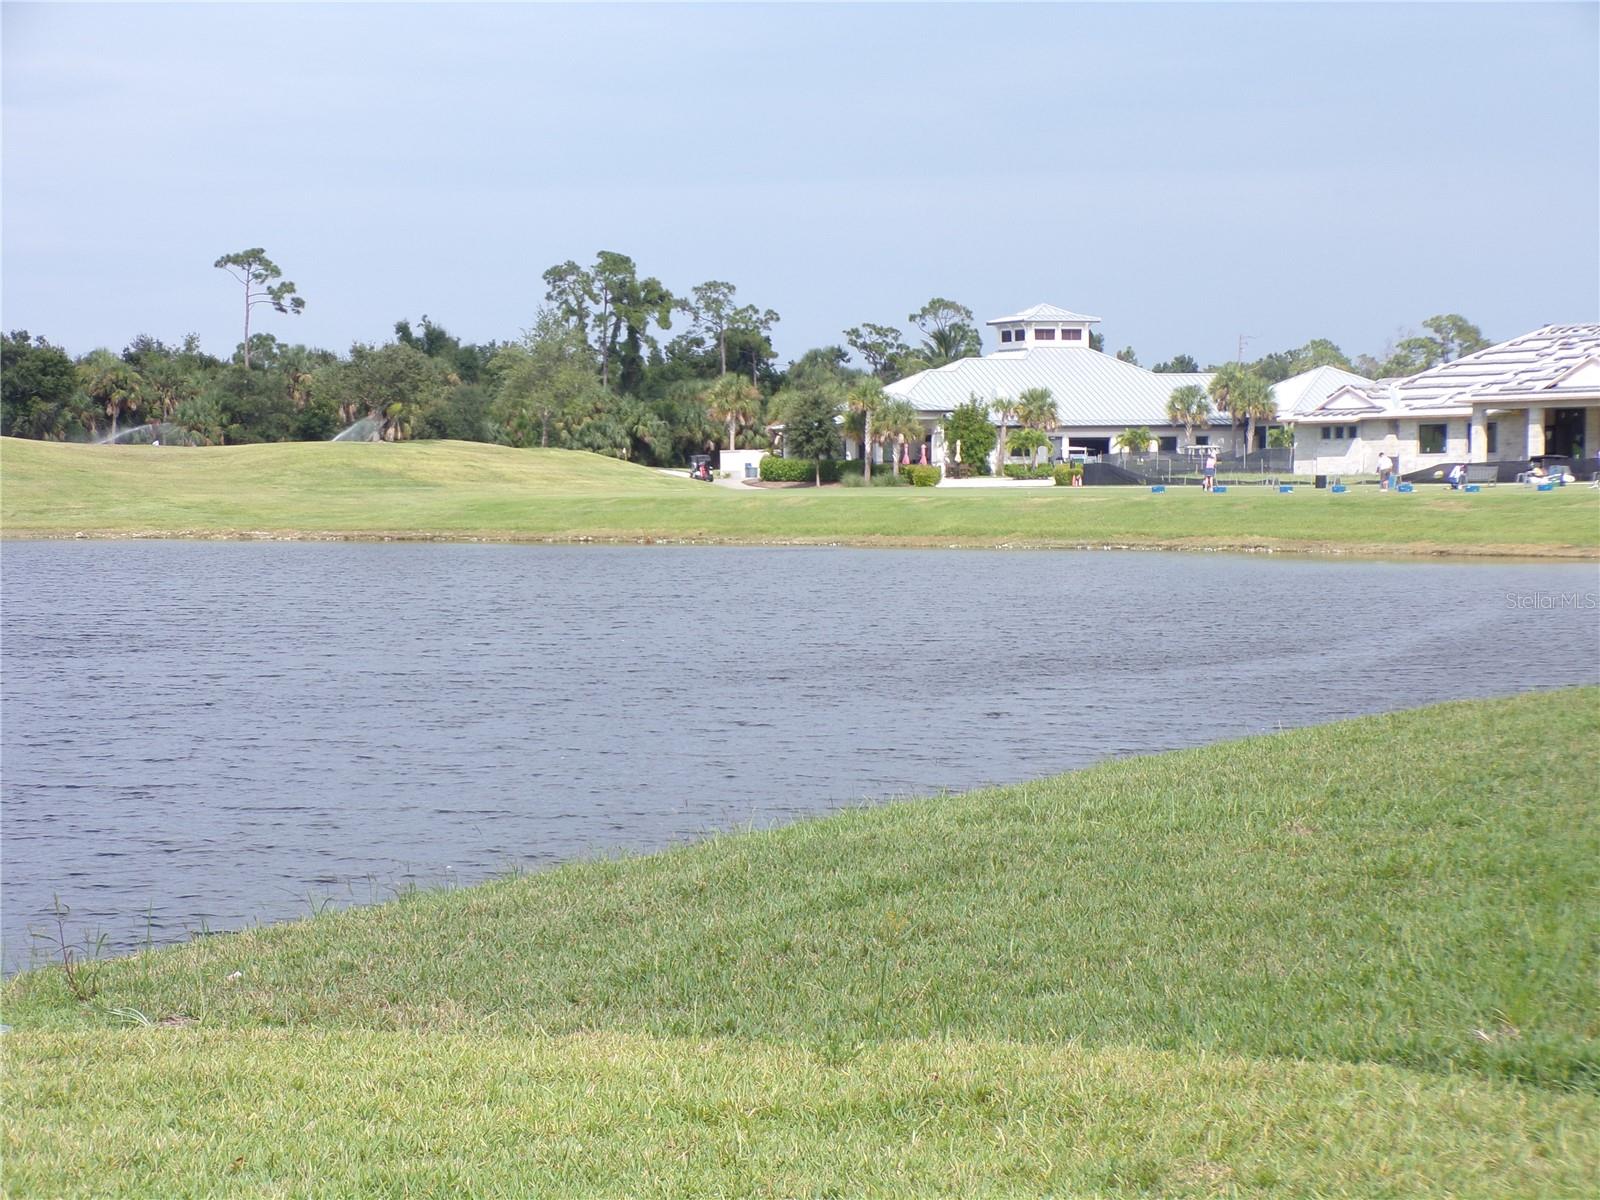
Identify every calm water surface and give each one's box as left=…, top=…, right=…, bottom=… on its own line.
left=3, top=541, right=1597, bottom=968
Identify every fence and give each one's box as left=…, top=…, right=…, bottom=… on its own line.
left=1115, top=448, right=1296, bottom=480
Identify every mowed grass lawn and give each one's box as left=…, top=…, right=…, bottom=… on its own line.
left=4, top=691, right=1597, bottom=1197
left=3, top=436, right=1597, bottom=556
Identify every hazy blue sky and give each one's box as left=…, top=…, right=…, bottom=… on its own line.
left=3, top=2, right=1596, bottom=370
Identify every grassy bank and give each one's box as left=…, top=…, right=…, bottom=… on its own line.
left=3, top=437, right=1597, bottom=556
left=4, top=691, right=1597, bottom=1196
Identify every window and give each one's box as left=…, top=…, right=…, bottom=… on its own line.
left=1419, top=423, right=1447, bottom=454
left=1487, top=422, right=1498, bottom=455
left=1035, top=328, right=1055, bottom=341
left=1320, top=425, right=1356, bottom=440
left=1064, top=328, right=1082, bottom=341
left=1320, top=427, right=1331, bottom=441
left=1000, top=330, right=1013, bottom=344
left=1158, top=436, right=1177, bottom=452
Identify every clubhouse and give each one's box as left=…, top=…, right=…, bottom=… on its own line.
left=876, top=304, right=1600, bottom=476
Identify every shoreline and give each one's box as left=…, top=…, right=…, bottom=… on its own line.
left=6, top=528, right=1593, bottom=563
left=5, top=526, right=1597, bottom=561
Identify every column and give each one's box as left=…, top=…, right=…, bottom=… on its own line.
left=1584, top=405, right=1599, bottom=460
left=1469, top=407, right=1489, bottom=462
left=1525, top=407, right=1545, bottom=458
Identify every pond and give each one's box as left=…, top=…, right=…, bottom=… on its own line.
left=3, top=541, right=1596, bottom=969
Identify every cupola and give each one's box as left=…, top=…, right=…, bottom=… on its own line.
left=986, top=303, right=1101, bottom=350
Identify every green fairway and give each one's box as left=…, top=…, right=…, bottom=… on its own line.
left=3, top=437, right=1596, bottom=556
left=5, top=691, right=1596, bottom=1196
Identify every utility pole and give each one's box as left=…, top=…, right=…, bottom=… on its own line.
left=1236, top=333, right=1255, bottom=364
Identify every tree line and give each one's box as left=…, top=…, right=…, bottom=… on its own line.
left=0, top=245, right=1490, bottom=467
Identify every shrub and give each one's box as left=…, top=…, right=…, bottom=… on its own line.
left=905, top=465, right=941, bottom=487
left=944, top=398, right=996, bottom=473
left=1003, top=464, right=1054, bottom=480
left=1053, top=463, right=1084, bottom=486
left=759, top=455, right=842, bottom=483
left=839, top=468, right=909, bottom=487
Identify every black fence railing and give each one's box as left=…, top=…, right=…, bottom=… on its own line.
left=1114, top=448, right=1296, bottom=479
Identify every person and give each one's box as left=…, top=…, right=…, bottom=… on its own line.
left=1202, top=448, right=1217, bottom=492
left=1447, top=462, right=1465, bottom=490
left=1376, top=451, right=1392, bottom=491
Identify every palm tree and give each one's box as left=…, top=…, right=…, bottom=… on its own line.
left=846, top=380, right=885, bottom=480
left=1016, top=387, right=1056, bottom=464
left=875, top=399, right=923, bottom=475
left=1207, top=363, right=1256, bottom=453
left=1017, top=387, right=1055, bottom=432
left=701, top=373, right=761, bottom=457
left=925, top=323, right=981, bottom=367
left=1007, top=428, right=1050, bottom=468
left=1165, top=383, right=1210, bottom=450
left=77, top=350, right=147, bottom=440
left=1231, top=373, right=1277, bottom=461
left=138, top=354, right=199, bottom=423
left=1114, top=426, right=1154, bottom=458
left=992, top=394, right=1020, bottom=474
left=278, top=345, right=321, bottom=412
left=172, top=394, right=225, bottom=446
left=615, top=399, right=670, bottom=464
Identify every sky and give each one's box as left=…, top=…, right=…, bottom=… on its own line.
left=3, top=1, right=1597, bottom=371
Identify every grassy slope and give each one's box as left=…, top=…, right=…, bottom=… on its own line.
left=3, top=436, right=1597, bottom=555
left=4, top=692, right=1597, bottom=1196
left=7, top=1032, right=1593, bottom=1199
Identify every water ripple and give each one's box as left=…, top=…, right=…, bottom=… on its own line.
left=3, top=540, right=1597, bottom=969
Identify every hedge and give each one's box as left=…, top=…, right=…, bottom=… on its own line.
left=1053, top=463, right=1085, bottom=486
left=759, top=455, right=843, bottom=483
left=905, top=465, right=941, bottom=487
left=1002, top=464, right=1055, bottom=480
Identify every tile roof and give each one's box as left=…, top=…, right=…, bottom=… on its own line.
left=1297, top=325, right=1600, bottom=418
left=1395, top=324, right=1600, bottom=409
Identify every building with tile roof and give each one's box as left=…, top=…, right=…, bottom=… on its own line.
left=1286, top=324, right=1600, bottom=477
left=862, top=307, right=1599, bottom=479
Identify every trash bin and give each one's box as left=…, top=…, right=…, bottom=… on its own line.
left=744, top=463, right=757, bottom=479
left=1314, top=474, right=1327, bottom=489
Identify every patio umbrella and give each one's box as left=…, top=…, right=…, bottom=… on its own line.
left=919, top=443, right=927, bottom=465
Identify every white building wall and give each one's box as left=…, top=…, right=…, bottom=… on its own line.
left=719, top=448, right=768, bottom=479
left=1293, top=418, right=1470, bottom=477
